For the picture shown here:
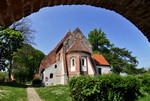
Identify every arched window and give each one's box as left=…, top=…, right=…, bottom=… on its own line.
left=70, top=57, right=76, bottom=71
left=81, top=57, right=87, bottom=71
left=50, top=73, right=53, bottom=79
left=45, top=77, right=48, bottom=82
left=55, top=65, right=57, bottom=68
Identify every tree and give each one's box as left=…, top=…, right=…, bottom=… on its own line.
left=144, top=68, right=150, bottom=74
left=0, top=27, right=6, bottom=71
left=12, top=44, right=45, bottom=83
left=88, top=28, right=142, bottom=75
left=0, top=27, right=24, bottom=80
left=88, top=28, right=113, bottom=53
left=105, top=47, right=139, bottom=74
left=11, top=18, right=35, bottom=44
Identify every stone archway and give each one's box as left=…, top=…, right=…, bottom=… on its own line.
left=0, top=0, right=149, bottom=41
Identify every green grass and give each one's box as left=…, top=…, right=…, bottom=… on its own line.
left=35, top=85, right=72, bottom=101
left=0, top=81, right=27, bottom=101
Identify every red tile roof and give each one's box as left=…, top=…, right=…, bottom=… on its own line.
left=92, top=54, right=109, bottom=66
left=39, top=31, right=71, bottom=69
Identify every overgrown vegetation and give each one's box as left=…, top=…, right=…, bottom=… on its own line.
left=0, top=27, right=24, bottom=80
left=88, top=28, right=146, bottom=75
left=137, top=73, right=150, bottom=101
left=0, top=74, right=149, bottom=101
left=0, top=18, right=45, bottom=83
left=0, top=72, right=7, bottom=82
left=69, top=74, right=150, bottom=101
left=35, top=85, right=71, bottom=101
left=33, top=74, right=150, bottom=101
left=0, top=81, right=27, bottom=101
left=12, top=44, right=45, bottom=83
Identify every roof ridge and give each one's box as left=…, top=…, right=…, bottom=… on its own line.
left=39, top=31, right=72, bottom=69
left=73, top=27, right=82, bottom=34
left=54, top=31, right=71, bottom=51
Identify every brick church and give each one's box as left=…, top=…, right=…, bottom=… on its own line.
left=39, top=28, right=111, bottom=86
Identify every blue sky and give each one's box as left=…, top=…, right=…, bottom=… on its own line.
left=27, top=5, right=150, bottom=69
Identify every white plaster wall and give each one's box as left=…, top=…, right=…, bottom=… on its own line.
left=43, top=60, right=64, bottom=86
left=96, top=66, right=111, bottom=75
left=61, top=58, right=68, bottom=85
left=87, top=58, right=94, bottom=75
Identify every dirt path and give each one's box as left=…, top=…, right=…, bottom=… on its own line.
left=27, top=85, right=43, bottom=101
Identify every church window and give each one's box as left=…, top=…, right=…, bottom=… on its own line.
left=55, top=65, right=57, bottom=68
left=45, top=77, right=48, bottom=82
left=50, top=73, right=53, bottom=79
left=81, top=57, right=87, bottom=71
left=72, top=59, right=75, bottom=66
left=71, top=57, right=76, bottom=71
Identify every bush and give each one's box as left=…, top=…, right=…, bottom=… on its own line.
left=0, top=72, right=7, bottom=82
left=32, top=78, right=41, bottom=85
left=137, top=73, right=150, bottom=94
left=69, top=74, right=141, bottom=101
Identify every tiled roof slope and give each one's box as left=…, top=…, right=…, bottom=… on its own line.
left=68, top=40, right=90, bottom=53
left=92, top=54, right=109, bottom=66
left=39, top=31, right=71, bottom=69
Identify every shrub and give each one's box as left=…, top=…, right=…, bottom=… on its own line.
left=32, top=78, right=41, bottom=85
left=69, top=74, right=141, bottom=101
left=69, top=75, right=99, bottom=101
left=137, top=73, right=150, bottom=94
left=0, top=72, right=7, bottom=82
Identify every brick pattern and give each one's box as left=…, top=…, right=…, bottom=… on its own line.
left=66, top=52, right=90, bottom=76
left=39, top=32, right=71, bottom=69
left=0, top=0, right=149, bottom=41
left=40, top=28, right=96, bottom=76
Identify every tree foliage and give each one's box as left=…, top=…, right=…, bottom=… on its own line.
left=0, top=27, right=24, bottom=80
left=11, top=18, right=35, bottom=44
left=88, top=28, right=145, bottom=75
left=12, top=44, right=45, bottom=83
left=88, top=29, right=113, bottom=53
left=1, top=18, right=36, bottom=81
left=105, top=47, right=139, bottom=74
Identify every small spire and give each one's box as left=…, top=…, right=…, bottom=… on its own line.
left=68, top=29, right=71, bottom=32
left=73, top=27, right=82, bottom=34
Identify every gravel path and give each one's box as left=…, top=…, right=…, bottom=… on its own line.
left=27, top=85, right=43, bottom=101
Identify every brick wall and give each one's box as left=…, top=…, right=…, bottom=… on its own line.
left=0, top=0, right=149, bottom=41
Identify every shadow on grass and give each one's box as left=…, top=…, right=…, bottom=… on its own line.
left=31, top=84, right=44, bottom=88
left=0, top=80, right=45, bottom=88
left=0, top=81, right=27, bottom=88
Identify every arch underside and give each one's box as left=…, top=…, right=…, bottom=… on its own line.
left=0, top=0, right=150, bottom=41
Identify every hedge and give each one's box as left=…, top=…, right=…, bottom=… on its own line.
left=137, top=73, right=150, bottom=94
left=69, top=74, right=141, bottom=101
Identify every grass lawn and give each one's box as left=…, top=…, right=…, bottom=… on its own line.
left=35, top=85, right=72, bottom=101
left=0, top=81, right=27, bottom=101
